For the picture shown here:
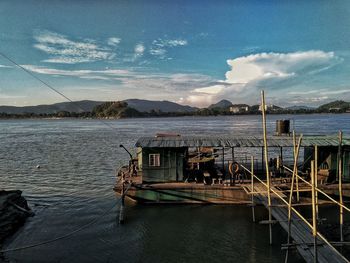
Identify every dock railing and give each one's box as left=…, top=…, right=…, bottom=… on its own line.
left=242, top=90, right=349, bottom=262
left=241, top=161, right=349, bottom=262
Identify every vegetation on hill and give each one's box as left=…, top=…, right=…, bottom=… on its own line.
left=317, top=100, right=350, bottom=113
left=0, top=99, right=349, bottom=119
left=92, top=101, right=142, bottom=118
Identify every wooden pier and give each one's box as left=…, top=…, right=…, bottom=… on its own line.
left=241, top=91, right=350, bottom=262
left=244, top=182, right=348, bottom=263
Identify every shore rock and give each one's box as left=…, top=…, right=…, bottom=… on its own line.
left=0, top=190, right=33, bottom=243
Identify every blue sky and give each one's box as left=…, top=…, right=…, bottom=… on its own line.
left=0, top=0, right=350, bottom=107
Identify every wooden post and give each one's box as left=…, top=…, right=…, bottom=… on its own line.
left=285, top=134, right=303, bottom=263
left=261, top=90, right=272, bottom=245
left=315, top=145, right=319, bottom=220
left=293, top=131, right=300, bottom=202
left=311, top=160, right=318, bottom=262
left=251, top=156, right=255, bottom=222
left=119, top=173, right=125, bottom=224
left=280, top=147, right=283, bottom=164
left=338, top=130, right=344, bottom=242
left=222, top=147, right=225, bottom=177
left=262, top=146, right=264, bottom=175
left=231, top=147, right=235, bottom=186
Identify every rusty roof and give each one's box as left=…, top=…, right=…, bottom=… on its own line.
left=135, top=135, right=350, bottom=148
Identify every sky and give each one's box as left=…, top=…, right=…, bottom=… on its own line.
left=0, top=0, right=350, bottom=107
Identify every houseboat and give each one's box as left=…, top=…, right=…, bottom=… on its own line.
left=114, top=131, right=350, bottom=204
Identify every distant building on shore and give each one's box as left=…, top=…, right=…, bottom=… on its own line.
left=258, top=104, right=281, bottom=112
left=229, top=105, right=249, bottom=113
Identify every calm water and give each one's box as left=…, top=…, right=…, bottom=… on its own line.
left=0, top=114, right=349, bottom=263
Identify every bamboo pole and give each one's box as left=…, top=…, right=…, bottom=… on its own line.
left=261, top=90, right=272, bottom=245
left=293, top=131, right=300, bottom=202
left=251, top=156, right=255, bottom=222
left=311, top=160, right=318, bottom=262
left=243, top=163, right=349, bottom=262
left=284, top=165, right=350, bottom=213
left=315, top=145, right=319, bottom=220
left=222, top=147, right=225, bottom=179
left=285, top=134, right=303, bottom=263
left=339, top=130, right=344, bottom=242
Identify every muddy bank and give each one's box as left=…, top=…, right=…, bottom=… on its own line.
left=0, top=190, right=33, bottom=243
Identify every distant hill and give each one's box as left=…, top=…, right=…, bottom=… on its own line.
left=124, top=99, right=197, bottom=112
left=1, top=99, right=349, bottom=117
left=317, top=100, right=350, bottom=112
left=0, top=100, right=103, bottom=114
left=208, top=99, right=232, bottom=109
left=231, top=103, right=250, bottom=108
left=93, top=101, right=142, bottom=118
left=286, top=105, right=315, bottom=110
left=0, top=99, right=197, bottom=114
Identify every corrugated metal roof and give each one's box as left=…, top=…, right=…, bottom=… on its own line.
left=135, top=135, right=350, bottom=148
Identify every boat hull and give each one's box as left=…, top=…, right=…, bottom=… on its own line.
left=114, top=183, right=250, bottom=204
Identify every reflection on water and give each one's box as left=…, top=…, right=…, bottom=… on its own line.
left=0, top=114, right=349, bottom=262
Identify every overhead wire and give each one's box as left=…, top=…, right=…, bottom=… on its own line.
left=0, top=52, right=120, bottom=132
left=0, top=52, right=131, bottom=253
left=0, top=181, right=131, bottom=254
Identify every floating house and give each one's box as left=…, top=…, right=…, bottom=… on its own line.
left=115, top=133, right=350, bottom=204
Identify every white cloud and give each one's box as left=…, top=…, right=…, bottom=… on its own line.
left=134, top=44, right=145, bottom=54
left=166, top=39, right=187, bottom=47
left=153, top=38, right=188, bottom=48
left=186, top=50, right=342, bottom=106
left=179, top=94, right=214, bottom=108
left=134, top=44, right=145, bottom=57
left=149, top=48, right=166, bottom=58
left=224, top=50, right=338, bottom=85
left=107, top=37, right=121, bottom=46
left=34, top=31, right=115, bottom=64
left=0, top=94, right=26, bottom=99
left=21, top=65, right=213, bottom=98
left=150, top=38, right=188, bottom=59
left=0, top=65, right=12, bottom=68
left=22, top=65, right=131, bottom=80
left=194, top=85, right=225, bottom=94
left=289, top=89, right=350, bottom=96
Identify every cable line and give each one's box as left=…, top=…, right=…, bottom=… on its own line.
left=0, top=52, right=119, bottom=132
left=0, top=182, right=131, bottom=253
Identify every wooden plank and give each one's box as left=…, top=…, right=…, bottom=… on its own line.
left=250, top=182, right=348, bottom=263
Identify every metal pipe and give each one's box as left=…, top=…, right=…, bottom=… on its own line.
left=119, top=144, right=133, bottom=160
left=261, top=90, right=272, bottom=245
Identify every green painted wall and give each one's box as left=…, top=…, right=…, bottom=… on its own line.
left=140, top=147, right=186, bottom=183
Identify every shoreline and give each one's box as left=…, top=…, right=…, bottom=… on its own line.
left=0, top=112, right=349, bottom=121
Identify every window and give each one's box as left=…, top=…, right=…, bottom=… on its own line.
left=149, top=153, right=160, bottom=167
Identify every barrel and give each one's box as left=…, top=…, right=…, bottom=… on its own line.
left=276, top=120, right=290, bottom=135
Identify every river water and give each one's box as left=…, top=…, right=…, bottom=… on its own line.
left=0, top=114, right=349, bottom=263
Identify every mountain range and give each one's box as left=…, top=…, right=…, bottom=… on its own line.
left=0, top=99, right=197, bottom=114
left=0, top=99, right=349, bottom=115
